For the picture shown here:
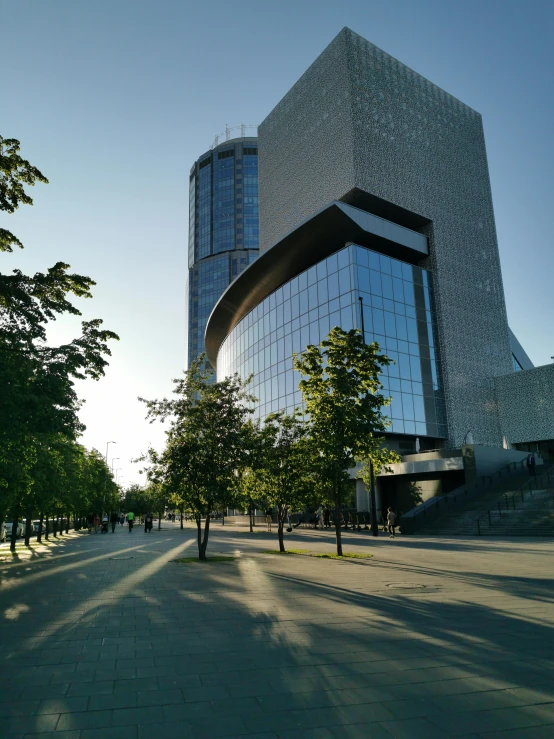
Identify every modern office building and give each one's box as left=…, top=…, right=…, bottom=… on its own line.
left=186, top=128, right=259, bottom=371
left=206, top=29, right=552, bottom=506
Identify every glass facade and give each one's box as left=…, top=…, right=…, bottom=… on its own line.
left=218, top=243, right=447, bottom=438
left=187, top=138, right=259, bottom=371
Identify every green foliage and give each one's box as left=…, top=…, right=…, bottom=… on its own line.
left=139, top=356, right=255, bottom=559
left=244, top=410, right=311, bottom=552
left=0, top=134, right=118, bottom=546
left=293, top=326, right=399, bottom=555
left=0, top=135, right=48, bottom=252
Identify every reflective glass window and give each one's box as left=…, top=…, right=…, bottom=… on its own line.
left=216, top=241, right=444, bottom=439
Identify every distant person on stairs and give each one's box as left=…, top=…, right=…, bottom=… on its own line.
left=526, top=453, right=536, bottom=476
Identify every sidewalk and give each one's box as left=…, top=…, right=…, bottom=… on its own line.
left=0, top=525, right=552, bottom=738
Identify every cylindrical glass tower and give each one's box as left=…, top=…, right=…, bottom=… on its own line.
left=186, top=132, right=259, bottom=371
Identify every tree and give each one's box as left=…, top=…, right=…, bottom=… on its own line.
left=141, top=357, right=254, bottom=559
left=253, top=411, right=311, bottom=552
left=0, top=134, right=118, bottom=550
left=0, top=135, right=48, bottom=253
left=293, top=327, right=399, bottom=555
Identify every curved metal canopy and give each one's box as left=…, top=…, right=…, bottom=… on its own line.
left=204, top=201, right=428, bottom=367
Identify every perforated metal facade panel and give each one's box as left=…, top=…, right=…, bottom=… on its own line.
left=258, top=28, right=513, bottom=447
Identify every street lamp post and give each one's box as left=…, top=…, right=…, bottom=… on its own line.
left=111, top=457, right=120, bottom=473
left=105, top=441, right=116, bottom=464
left=359, top=295, right=379, bottom=537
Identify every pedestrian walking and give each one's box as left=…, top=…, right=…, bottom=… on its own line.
left=317, top=506, right=324, bottom=530
left=387, top=508, right=397, bottom=538
left=110, top=511, right=118, bottom=533
left=93, top=514, right=100, bottom=534
left=526, top=453, right=536, bottom=476
left=266, top=510, right=272, bottom=532
left=87, top=513, right=94, bottom=533
left=119, top=514, right=124, bottom=526
left=324, top=508, right=330, bottom=528
left=380, top=509, right=388, bottom=533
left=127, top=511, right=135, bottom=531
left=144, top=512, right=153, bottom=533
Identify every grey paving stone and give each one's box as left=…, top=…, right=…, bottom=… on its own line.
left=88, top=693, right=138, bottom=711
left=112, top=678, right=158, bottom=693
left=112, top=706, right=163, bottom=726
left=188, top=714, right=248, bottom=739
left=0, top=701, right=40, bottom=718
left=479, top=726, right=554, bottom=739
left=162, top=702, right=210, bottom=723
left=57, top=709, right=113, bottom=731
left=37, top=696, right=89, bottom=714
left=67, top=680, right=114, bottom=697
left=137, top=722, right=194, bottom=739
left=80, top=727, right=137, bottom=739
left=136, top=688, right=184, bottom=707
left=277, top=729, right=335, bottom=739
left=183, top=685, right=231, bottom=703
left=2, top=713, right=60, bottom=735
left=19, top=684, right=69, bottom=701
left=378, top=717, right=451, bottom=738
left=329, top=724, right=391, bottom=739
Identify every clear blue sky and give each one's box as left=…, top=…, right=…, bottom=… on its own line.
left=2, top=0, right=552, bottom=484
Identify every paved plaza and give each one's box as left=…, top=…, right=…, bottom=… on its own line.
left=0, top=523, right=552, bottom=738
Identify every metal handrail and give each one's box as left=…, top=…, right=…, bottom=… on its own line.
left=403, top=458, right=530, bottom=523
left=210, top=124, right=258, bottom=149
left=476, top=466, right=554, bottom=535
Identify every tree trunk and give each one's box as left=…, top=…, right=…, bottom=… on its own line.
left=24, top=510, right=32, bottom=546
left=10, top=512, right=19, bottom=552
left=66, top=513, right=70, bottom=534
left=249, top=501, right=253, bottom=533
left=277, top=505, right=286, bottom=553
left=334, top=484, right=343, bottom=557
left=180, top=506, right=184, bottom=529
left=54, top=514, right=59, bottom=537
left=199, top=513, right=211, bottom=560
left=196, top=513, right=202, bottom=554
left=45, top=514, right=50, bottom=540
left=158, top=511, right=162, bottom=530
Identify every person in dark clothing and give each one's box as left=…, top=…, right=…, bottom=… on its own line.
left=110, top=512, right=118, bottom=533
left=87, top=513, right=94, bottom=533
left=526, top=453, right=536, bottom=476
left=323, top=508, right=331, bottom=528
left=144, top=512, right=153, bottom=533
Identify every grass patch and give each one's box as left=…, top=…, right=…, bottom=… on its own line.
left=262, top=549, right=372, bottom=560
left=173, top=555, right=236, bottom=564
left=262, top=549, right=310, bottom=555
left=313, top=552, right=373, bottom=560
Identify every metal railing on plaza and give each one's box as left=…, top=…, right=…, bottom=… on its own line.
left=400, top=458, right=532, bottom=533
left=475, top=466, right=554, bottom=536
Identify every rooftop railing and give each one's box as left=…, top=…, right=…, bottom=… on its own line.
left=210, top=124, right=258, bottom=149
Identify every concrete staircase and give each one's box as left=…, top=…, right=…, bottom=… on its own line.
left=414, top=469, right=554, bottom=536
left=475, top=488, right=554, bottom=536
